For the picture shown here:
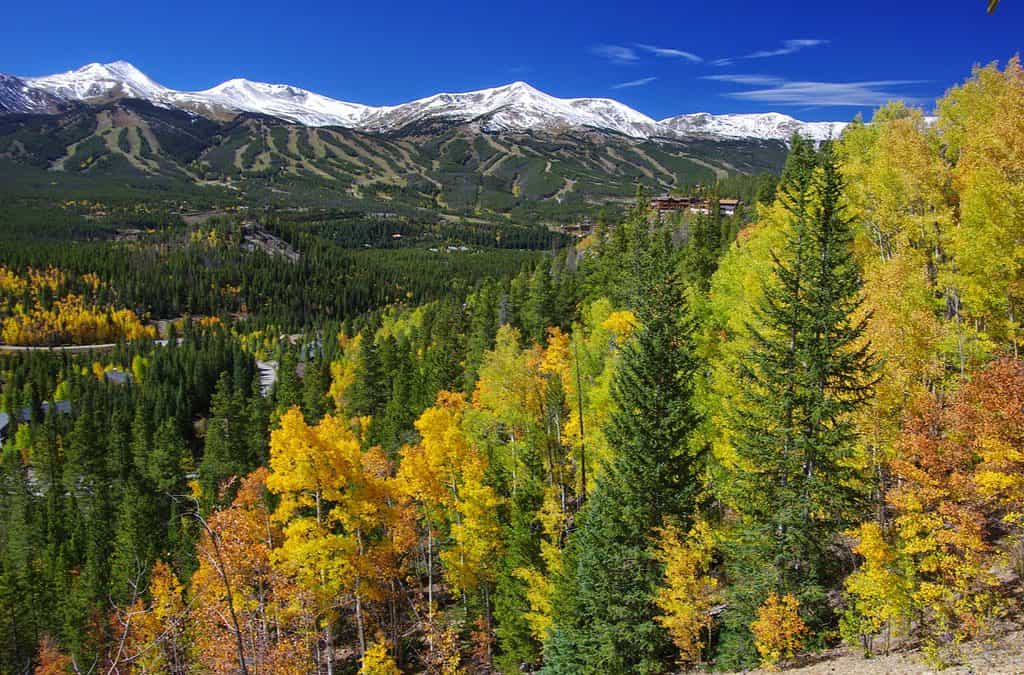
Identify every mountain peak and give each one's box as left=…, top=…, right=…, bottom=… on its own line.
left=26, top=60, right=169, bottom=102
left=499, top=80, right=541, bottom=94
left=9, top=61, right=849, bottom=142
left=103, top=60, right=149, bottom=76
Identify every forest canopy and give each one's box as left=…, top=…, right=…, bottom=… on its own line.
left=1, top=58, right=1024, bottom=674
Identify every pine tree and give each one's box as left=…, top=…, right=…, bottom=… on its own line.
left=494, top=478, right=545, bottom=672
left=680, top=206, right=723, bottom=291
left=464, top=280, right=502, bottom=392
left=301, top=357, right=332, bottom=423
left=545, top=224, right=701, bottom=674
left=718, top=139, right=875, bottom=667
left=348, top=326, right=386, bottom=418
left=273, top=348, right=302, bottom=412
left=198, top=416, right=234, bottom=508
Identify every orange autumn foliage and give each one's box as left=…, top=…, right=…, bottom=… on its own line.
left=751, top=593, right=808, bottom=669
left=191, top=468, right=317, bottom=674
left=34, top=637, right=72, bottom=675
left=842, top=358, right=1024, bottom=653
left=109, top=560, right=188, bottom=674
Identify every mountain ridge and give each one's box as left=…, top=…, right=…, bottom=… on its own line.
left=0, top=95, right=789, bottom=217
left=10, top=61, right=849, bottom=142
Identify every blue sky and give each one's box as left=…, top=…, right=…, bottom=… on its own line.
left=2, top=0, right=1021, bottom=122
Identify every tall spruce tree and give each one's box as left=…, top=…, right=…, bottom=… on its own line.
left=545, top=218, right=702, bottom=674
left=717, top=138, right=875, bottom=667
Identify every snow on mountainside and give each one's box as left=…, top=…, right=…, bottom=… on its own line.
left=170, top=79, right=377, bottom=127
left=7, top=61, right=848, bottom=142
left=661, top=112, right=847, bottom=142
left=26, top=61, right=174, bottom=104
left=358, top=81, right=661, bottom=138
left=0, top=74, right=66, bottom=115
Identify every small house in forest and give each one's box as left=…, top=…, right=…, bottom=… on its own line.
left=2, top=400, right=72, bottom=446
left=719, top=198, right=741, bottom=216
left=14, top=400, right=72, bottom=424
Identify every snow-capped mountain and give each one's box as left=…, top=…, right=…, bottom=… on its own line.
left=5, top=61, right=848, bottom=142
left=171, top=79, right=377, bottom=127
left=26, top=61, right=173, bottom=104
left=358, top=81, right=662, bottom=138
left=660, top=112, right=847, bottom=143
left=0, top=74, right=66, bottom=115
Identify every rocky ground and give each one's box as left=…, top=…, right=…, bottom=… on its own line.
left=722, top=629, right=1024, bottom=674
left=763, top=633, right=1020, bottom=674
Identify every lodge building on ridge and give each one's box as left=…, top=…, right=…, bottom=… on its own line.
left=651, top=195, right=741, bottom=217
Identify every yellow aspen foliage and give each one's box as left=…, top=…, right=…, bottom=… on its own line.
left=840, top=522, right=913, bottom=655
left=2, top=294, right=153, bottom=346
left=952, top=358, right=1024, bottom=570
left=562, top=298, right=631, bottom=484
left=883, top=388, right=1002, bottom=649
left=131, top=354, right=149, bottom=384
left=599, top=309, right=637, bottom=344
left=329, top=333, right=362, bottom=411
left=268, top=408, right=414, bottom=663
left=398, top=391, right=474, bottom=512
left=512, top=566, right=554, bottom=644
left=360, top=639, right=401, bottom=675
left=653, top=520, right=719, bottom=666
left=427, top=625, right=464, bottom=675
left=539, top=327, right=571, bottom=382
left=0, top=267, right=28, bottom=296
left=0, top=266, right=153, bottom=346
left=939, top=58, right=1024, bottom=352
left=751, top=593, right=807, bottom=669
left=267, top=408, right=368, bottom=638
left=444, top=466, right=503, bottom=594
left=471, top=325, right=542, bottom=442
left=115, top=560, right=188, bottom=673
left=838, top=106, right=954, bottom=467
left=267, top=409, right=361, bottom=525
left=25, top=266, right=65, bottom=295
left=146, top=561, right=187, bottom=641
left=81, top=272, right=102, bottom=294
left=398, top=392, right=503, bottom=595
left=510, top=487, right=567, bottom=644
left=466, top=325, right=553, bottom=501
left=535, top=487, right=565, bottom=576
left=705, top=208, right=790, bottom=474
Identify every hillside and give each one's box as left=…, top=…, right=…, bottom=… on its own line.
left=0, top=97, right=788, bottom=218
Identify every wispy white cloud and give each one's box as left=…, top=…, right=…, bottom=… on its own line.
left=745, top=38, right=829, bottom=59
left=635, top=44, right=702, bottom=63
left=703, top=74, right=785, bottom=86
left=703, top=73, right=929, bottom=106
left=592, top=45, right=639, bottom=64
left=707, top=39, right=827, bottom=67
left=611, top=76, right=657, bottom=89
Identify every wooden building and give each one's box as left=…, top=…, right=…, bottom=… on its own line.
left=651, top=195, right=742, bottom=217
left=719, top=198, right=741, bottom=216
